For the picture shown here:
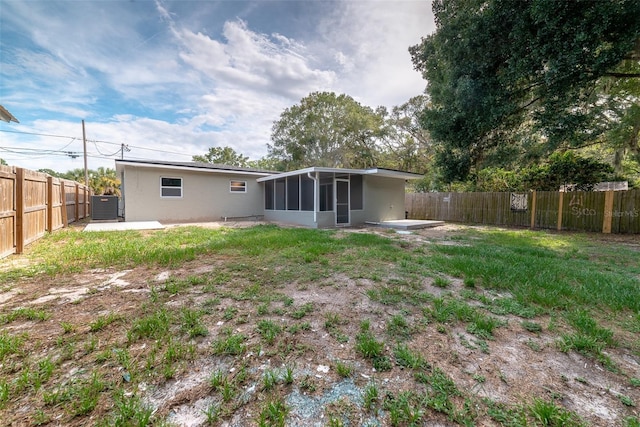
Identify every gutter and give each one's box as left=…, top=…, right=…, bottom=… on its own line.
left=307, top=171, right=318, bottom=225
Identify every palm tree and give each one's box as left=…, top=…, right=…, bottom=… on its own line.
left=89, top=167, right=121, bottom=196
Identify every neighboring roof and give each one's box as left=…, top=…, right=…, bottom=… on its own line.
left=115, top=159, right=275, bottom=177
left=0, top=105, right=19, bottom=123
left=256, top=167, right=423, bottom=182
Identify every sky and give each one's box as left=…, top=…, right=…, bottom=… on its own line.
left=0, top=0, right=434, bottom=173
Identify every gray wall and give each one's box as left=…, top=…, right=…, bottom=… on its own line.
left=362, top=175, right=406, bottom=222
left=263, top=210, right=317, bottom=228
left=119, top=165, right=264, bottom=222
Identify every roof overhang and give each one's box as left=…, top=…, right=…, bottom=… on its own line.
left=115, top=160, right=274, bottom=177
left=256, top=167, right=422, bottom=182
left=0, top=105, right=19, bottom=123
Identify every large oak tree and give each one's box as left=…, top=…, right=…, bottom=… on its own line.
left=268, top=92, right=387, bottom=170
left=410, top=0, right=640, bottom=182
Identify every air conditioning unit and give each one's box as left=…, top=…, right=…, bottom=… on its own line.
left=91, top=195, right=118, bottom=220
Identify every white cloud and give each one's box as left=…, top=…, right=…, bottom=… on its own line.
left=177, top=20, right=336, bottom=99
left=1, top=0, right=435, bottom=172
left=315, top=1, right=433, bottom=107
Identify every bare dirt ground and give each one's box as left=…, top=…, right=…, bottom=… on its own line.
left=1, top=223, right=639, bottom=426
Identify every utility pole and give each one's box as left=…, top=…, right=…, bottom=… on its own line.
left=120, top=143, right=130, bottom=160
left=82, top=120, right=88, bottom=188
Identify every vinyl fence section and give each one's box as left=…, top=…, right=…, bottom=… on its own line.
left=0, top=165, right=91, bottom=258
left=406, top=189, right=639, bottom=234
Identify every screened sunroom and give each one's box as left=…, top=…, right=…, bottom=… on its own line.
left=257, top=167, right=421, bottom=228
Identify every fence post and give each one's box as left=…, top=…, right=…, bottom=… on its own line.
left=16, top=168, right=24, bottom=254
left=557, top=191, right=564, bottom=231
left=74, top=183, right=79, bottom=223
left=602, top=190, right=614, bottom=234
left=530, top=190, right=537, bottom=229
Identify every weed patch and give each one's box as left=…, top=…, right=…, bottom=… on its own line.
left=1, top=224, right=637, bottom=426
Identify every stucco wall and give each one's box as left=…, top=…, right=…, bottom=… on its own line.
left=120, top=165, right=264, bottom=222
left=263, top=210, right=317, bottom=228
left=363, top=175, right=406, bottom=222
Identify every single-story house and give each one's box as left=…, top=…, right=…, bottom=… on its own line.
left=115, top=159, right=421, bottom=228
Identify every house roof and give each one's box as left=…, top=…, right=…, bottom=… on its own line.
left=115, top=159, right=275, bottom=177
left=256, top=167, right=423, bottom=182
left=115, top=160, right=423, bottom=181
left=0, top=105, right=19, bottom=123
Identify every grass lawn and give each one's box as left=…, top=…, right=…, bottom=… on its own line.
left=0, top=223, right=639, bottom=426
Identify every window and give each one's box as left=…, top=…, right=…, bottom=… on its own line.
left=230, top=180, right=247, bottom=193
left=319, top=175, right=333, bottom=211
left=300, top=175, right=314, bottom=211
left=275, top=178, right=286, bottom=210
left=161, top=177, right=182, bottom=198
left=287, top=176, right=299, bottom=210
left=265, top=180, right=274, bottom=210
left=319, top=182, right=333, bottom=211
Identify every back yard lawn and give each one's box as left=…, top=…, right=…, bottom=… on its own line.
left=1, top=223, right=639, bottom=426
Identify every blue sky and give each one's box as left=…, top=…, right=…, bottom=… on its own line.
left=0, top=0, right=433, bottom=172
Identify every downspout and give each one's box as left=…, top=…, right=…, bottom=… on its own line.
left=307, top=172, right=317, bottom=225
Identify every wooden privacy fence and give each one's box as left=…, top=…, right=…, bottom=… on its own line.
left=406, top=189, right=639, bottom=234
left=0, top=165, right=91, bottom=258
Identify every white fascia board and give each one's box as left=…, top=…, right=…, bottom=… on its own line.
left=257, top=167, right=367, bottom=182
left=364, top=168, right=423, bottom=180
left=256, top=167, right=316, bottom=182
left=118, top=161, right=273, bottom=177
left=256, top=166, right=423, bottom=182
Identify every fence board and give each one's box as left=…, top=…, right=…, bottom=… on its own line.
left=406, top=189, right=639, bottom=234
left=0, top=166, right=92, bottom=259
left=63, top=180, right=78, bottom=223
left=612, top=189, right=640, bottom=234
left=0, top=165, right=16, bottom=258
left=21, top=169, right=48, bottom=247
left=50, top=178, right=65, bottom=231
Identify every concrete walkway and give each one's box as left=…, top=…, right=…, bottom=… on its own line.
left=83, top=221, right=165, bottom=232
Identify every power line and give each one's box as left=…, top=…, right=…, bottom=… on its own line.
left=0, top=146, right=81, bottom=157
left=92, top=140, right=123, bottom=157
left=0, top=129, right=78, bottom=139
left=0, top=128, right=196, bottom=159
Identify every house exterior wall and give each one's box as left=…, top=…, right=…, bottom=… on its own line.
left=263, top=210, right=317, bottom=228
left=316, top=211, right=335, bottom=228
left=362, top=175, right=406, bottom=222
left=119, top=165, right=264, bottom=222
left=262, top=175, right=407, bottom=227
left=262, top=209, right=337, bottom=228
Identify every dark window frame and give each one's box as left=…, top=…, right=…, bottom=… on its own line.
left=160, top=176, right=183, bottom=198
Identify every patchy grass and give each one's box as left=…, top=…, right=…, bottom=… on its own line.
left=0, top=224, right=638, bottom=426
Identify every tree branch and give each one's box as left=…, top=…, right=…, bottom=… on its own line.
left=603, top=72, right=640, bottom=78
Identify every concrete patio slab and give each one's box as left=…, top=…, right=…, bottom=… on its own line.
left=376, top=219, right=445, bottom=230
left=83, top=221, right=165, bottom=232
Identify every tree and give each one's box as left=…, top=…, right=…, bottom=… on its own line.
left=379, top=95, right=434, bottom=174
left=522, top=152, right=614, bottom=191
left=410, top=0, right=640, bottom=182
left=37, top=168, right=63, bottom=177
left=193, top=146, right=249, bottom=167
left=60, top=168, right=86, bottom=183
left=57, top=167, right=120, bottom=195
left=268, top=92, right=387, bottom=170
left=246, top=157, right=283, bottom=171
left=0, top=158, right=7, bottom=166
left=89, top=167, right=120, bottom=196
